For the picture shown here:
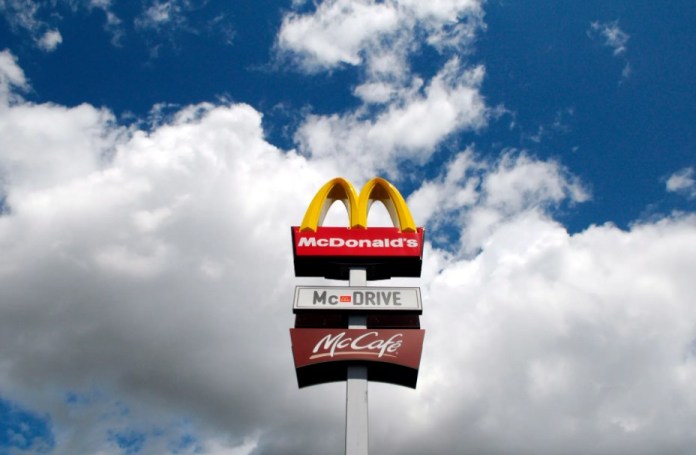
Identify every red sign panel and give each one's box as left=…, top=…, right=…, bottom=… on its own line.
left=291, top=226, right=425, bottom=279
left=290, top=328, right=425, bottom=370
left=292, top=226, right=424, bottom=257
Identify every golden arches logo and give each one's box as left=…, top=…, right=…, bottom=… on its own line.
left=300, top=177, right=417, bottom=233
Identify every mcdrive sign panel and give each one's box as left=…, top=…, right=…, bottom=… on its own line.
left=294, top=286, right=422, bottom=312
left=290, top=328, right=425, bottom=370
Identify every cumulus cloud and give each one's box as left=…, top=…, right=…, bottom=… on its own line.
left=278, top=0, right=483, bottom=75
left=0, top=49, right=28, bottom=104
left=37, top=29, right=63, bottom=52
left=666, top=167, right=696, bottom=199
left=278, top=0, right=400, bottom=70
left=0, top=90, right=123, bottom=192
left=296, top=59, right=488, bottom=179
left=0, top=57, right=336, bottom=452
left=392, top=212, right=696, bottom=455
left=279, top=0, right=488, bottom=179
left=407, top=148, right=589, bottom=252
left=2, top=49, right=696, bottom=455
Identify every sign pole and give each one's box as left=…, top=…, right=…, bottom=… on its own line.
left=346, top=268, right=368, bottom=455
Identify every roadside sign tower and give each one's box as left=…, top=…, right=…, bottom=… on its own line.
left=289, top=177, right=425, bottom=455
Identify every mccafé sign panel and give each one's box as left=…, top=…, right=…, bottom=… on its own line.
left=293, top=286, right=422, bottom=312
left=292, top=177, right=424, bottom=280
left=290, top=328, right=425, bottom=371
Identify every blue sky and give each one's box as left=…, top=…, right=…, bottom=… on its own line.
left=3, top=0, right=694, bottom=231
left=1, top=1, right=695, bottom=454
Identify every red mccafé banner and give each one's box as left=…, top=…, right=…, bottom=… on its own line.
left=290, top=328, right=425, bottom=370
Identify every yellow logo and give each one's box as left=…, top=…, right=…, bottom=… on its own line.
left=300, top=177, right=417, bottom=233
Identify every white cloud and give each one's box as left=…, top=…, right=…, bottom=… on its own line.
left=278, top=0, right=483, bottom=73
left=278, top=0, right=401, bottom=70
left=134, top=0, right=226, bottom=34
left=0, top=0, right=124, bottom=47
left=133, top=0, right=236, bottom=55
left=666, top=167, right=696, bottom=198
left=281, top=0, right=481, bottom=83
left=0, top=66, right=335, bottom=452
left=0, top=100, right=123, bottom=191
left=482, top=152, right=589, bottom=213
left=408, top=148, right=589, bottom=252
left=90, top=1, right=124, bottom=45
left=0, top=0, right=49, bottom=49
left=0, top=53, right=366, bottom=452
left=396, top=212, right=696, bottom=455
left=0, top=0, right=222, bottom=49
left=2, top=51, right=696, bottom=455
left=0, top=49, right=28, bottom=104
left=135, top=0, right=186, bottom=30
left=38, top=29, right=63, bottom=51
left=279, top=0, right=488, bottom=179
left=399, top=0, right=481, bottom=22
left=296, top=59, right=488, bottom=179
left=589, top=20, right=630, bottom=56
left=588, top=20, right=631, bottom=81
left=0, top=0, right=42, bottom=33
left=407, top=148, right=482, bottom=226
left=353, top=81, right=398, bottom=104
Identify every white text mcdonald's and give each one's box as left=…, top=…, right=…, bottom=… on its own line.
left=291, top=177, right=424, bottom=280
left=297, top=236, right=419, bottom=249
left=293, top=226, right=423, bottom=256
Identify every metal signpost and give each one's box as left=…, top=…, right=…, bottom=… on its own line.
left=346, top=268, right=368, bottom=455
left=289, top=177, right=426, bottom=455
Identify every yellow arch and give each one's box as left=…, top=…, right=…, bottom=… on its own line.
left=355, top=177, right=416, bottom=233
left=300, top=177, right=360, bottom=232
left=300, top=177, right=417, bottom=233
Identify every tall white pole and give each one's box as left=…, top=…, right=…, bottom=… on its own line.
left=346, top=268, right=368, bottom=455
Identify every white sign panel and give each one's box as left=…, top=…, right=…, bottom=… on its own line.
left=293, top=286, right=421, bottom=312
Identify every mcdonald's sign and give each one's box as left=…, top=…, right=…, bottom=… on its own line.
left=292, top=177, right=424, bottom=280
